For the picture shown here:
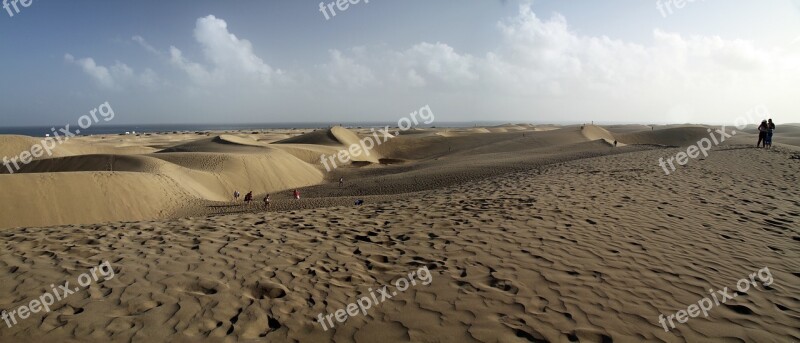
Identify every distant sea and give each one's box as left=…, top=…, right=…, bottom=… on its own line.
left=0, top=122, right=513, bottom=137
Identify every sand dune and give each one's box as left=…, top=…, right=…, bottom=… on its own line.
left=275, top=127, right=366, bottom=147
left=0, top=135, right=796, bottom=342
left=1, top=137, right=326, bottom=227
left=158, top=135, right=270, bottom=153
left=617, top=127, right=714, bottom=147
left=0, top=135, right=156, bottom=162
left=435, top=128, right=491, bottom=137
left=0, top=167, right=318, bottom=227
left=605, top=124, right=655, bottom=134
left=274, top=128, right=343, bottom=146
left=275, top=126, right=383, bottom=164
left=0, top=135, right=69, bottom=160
left=0, top=171, right=187, bottom=228
left=3, top=123, right=797, bottom=229
left=581, top=125, right=618, bottom=145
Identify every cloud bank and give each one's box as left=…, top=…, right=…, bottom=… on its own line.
left=66, top=5, right=800, bottom=124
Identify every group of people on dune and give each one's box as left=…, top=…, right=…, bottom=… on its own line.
left=232, top=189, right=301, bottom=210
left=757, top=119, right=776, bottom=149
left=230, top=177, right=364, bottom=211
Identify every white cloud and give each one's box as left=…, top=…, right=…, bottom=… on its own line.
left=401, top=43, right=479, bottom=85
left=319, top=49, right=378, bottom=89
left=169, top=46, right=213, bottom=85
left=65, top=53, right=161, bottom=90
left=313, top=42, right=479, bottom=91
left=405, top=69, right=426, bottom=88
left=64, top=54, right=115, bottom=89
left=169, top=15, right=279, bottom=86
left=132, top=35, right=162, bottom=56
left=318, top=4, right=795, bottom=122
left=66, top=8, right=800, bottom=123
left=497, top=10, right=582, bottom=76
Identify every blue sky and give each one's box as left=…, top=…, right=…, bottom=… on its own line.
left=1, top=0, right=799, bottom=126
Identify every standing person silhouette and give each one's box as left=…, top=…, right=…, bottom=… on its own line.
left=765, top=119, right=776, bottom=149
left=293, top=189, right=301, bottom=200
left=244, top=191, right=253, bottom=207
left=757, top=120, right=768, bottom=148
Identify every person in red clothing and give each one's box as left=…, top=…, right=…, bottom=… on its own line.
left=293, top=189, right=301, bottom=200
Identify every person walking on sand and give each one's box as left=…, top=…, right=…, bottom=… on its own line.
left=263, top=194, right=270, bottom=210
left=339, top=177, right=344, bottom=187
left=766, top=119, right=776, bottom=149
left=757, top=120, right=768, bottom=148
left=244, top=191, right=253, bottom=207
left=233, top=190, right=240, bottom=202
left=293, top=189, right=301, bottom=200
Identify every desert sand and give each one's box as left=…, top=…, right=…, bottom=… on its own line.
left=0, top=124, right=798, bottom=342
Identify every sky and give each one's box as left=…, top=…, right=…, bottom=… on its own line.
left=1, top=0, right=799, bottom=127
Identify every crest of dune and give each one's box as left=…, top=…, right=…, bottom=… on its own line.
left=274, top=126, right=381, bottom=163
left=581, top=125, right=619, bottom=146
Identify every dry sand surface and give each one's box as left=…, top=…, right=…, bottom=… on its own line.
left=0, top=124, right=798, bottom=342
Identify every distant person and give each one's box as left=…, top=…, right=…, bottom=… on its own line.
left=339, top=177, right=344, bottom=187
left=263, top=194, right=271, bottom=209
left=244, top=191, right=253, bottom=206
left=233, top=190, right=240, bottom=202
left=614, top=140, right=618, bottom=147
left=757, top=120, right=768, bottom=148
left=766, top=119, right=776, bottom=149
left=355, top=199, right=364, bottom=206
left=293, top=189, right=301, bottom=200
